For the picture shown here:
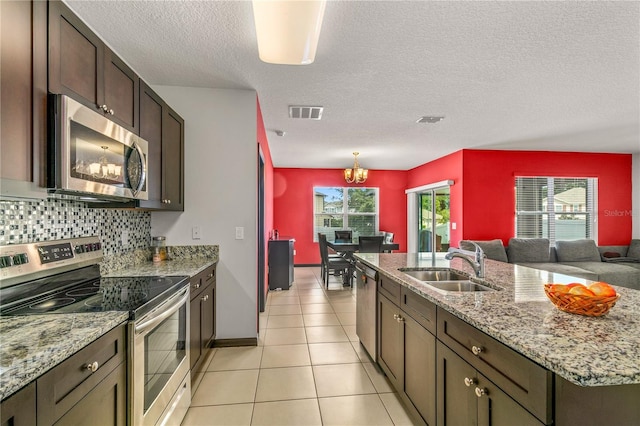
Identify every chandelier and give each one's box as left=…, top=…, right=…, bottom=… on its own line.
left=344, top=152, right=368, bottom=184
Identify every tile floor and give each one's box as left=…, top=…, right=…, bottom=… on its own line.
left=182, top=266, right=420, bottom=426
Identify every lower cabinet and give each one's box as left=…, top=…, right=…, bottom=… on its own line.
left=36, top=324, right=127, bottom=426
left=377, top=279, right=437, bottom=426
left=0, top=382, right=36, bottom=426
left=437, top=341, right=543, bottom=426
left=190, top=264, right=217, bottom=374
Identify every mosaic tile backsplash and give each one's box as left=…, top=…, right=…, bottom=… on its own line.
left=0, top=198, right=151, bottom=256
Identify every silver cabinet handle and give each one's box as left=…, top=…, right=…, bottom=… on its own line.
left=397, top=315, right=404, bottom=323
left=85, top=361, right=99, bottom=372
left=99, top=104, right=108, bottom=112
left=472, top=345, right=484, bottom=356
left=475, top=387, right=488, bottom=398
left=464, top=377, right=476, bottom=387
left=193, top=282, right=201, bottom=289
left=393, top=314, right=398, bottom=320
left=201, top=294, right=209, bottom=301
left=207, top=272, right=213, bottom=279
left=108, top=109, right=114, bottom=115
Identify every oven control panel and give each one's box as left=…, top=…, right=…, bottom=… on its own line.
left=0, top=236, right=103, bottom=288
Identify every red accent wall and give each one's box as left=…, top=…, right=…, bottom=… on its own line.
left=273, top=168, right=408, bottom=264
left=407, top=150, right=633, bottom=247
left=257, top=98, right=274, bottom=300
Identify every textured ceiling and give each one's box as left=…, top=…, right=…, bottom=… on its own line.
left=65, top=0, right=640, bottom=170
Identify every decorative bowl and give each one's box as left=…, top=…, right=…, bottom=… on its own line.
left=544, top=284, right=620, bottom=317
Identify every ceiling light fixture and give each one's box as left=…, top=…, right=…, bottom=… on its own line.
left=344, top=152, right=368, bottom=184
left=275, top=130, right=286, bottom=136
left=416, top=116, right=445, bottom=124
left=252, top=0, right=327, bottom=65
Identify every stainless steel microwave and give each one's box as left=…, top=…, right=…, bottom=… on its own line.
left=48, top=94, right=148, bottom=201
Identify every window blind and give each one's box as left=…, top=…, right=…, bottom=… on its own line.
left=515, top=177, right=597, bottom=244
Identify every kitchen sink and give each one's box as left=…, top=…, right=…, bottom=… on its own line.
left=400, top=268, right=469, bottom=281
left=399, top=268, right=497, bottom=292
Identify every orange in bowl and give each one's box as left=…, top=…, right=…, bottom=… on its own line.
left=544, top=282, right=620, bottom=317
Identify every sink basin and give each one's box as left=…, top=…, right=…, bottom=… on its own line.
left=425, top=280, right=493, bottom=293
left=400, top=268, right=469, bottom=281
left=399, top=268, right=498, bottom=292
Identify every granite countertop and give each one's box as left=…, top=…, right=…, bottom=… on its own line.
left=354, top=252, right=640, bottom=387
left=0, top=313, right=129, bottom=401
left=102, top=258, right=217, bottom=279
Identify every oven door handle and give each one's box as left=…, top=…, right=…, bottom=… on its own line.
left=135, top=287, right=189, bottom=334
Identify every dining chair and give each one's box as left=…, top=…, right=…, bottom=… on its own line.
left=358, top=235, right=385, bottom=253
left=319, top=233, right=353, bottom=287
left=317, top=233, right=342, bottom=281
left=382, top=232, right=394, bottom=252
left=334, top=230, right=353, bottom=243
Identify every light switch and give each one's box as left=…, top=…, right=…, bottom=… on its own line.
left=121, top=230, right=129, bottom=248
left=451, top=222, right=457, bottom=230
left=235, top=227, right=244, bottom=240
left=192, top=226, right=202, bottom=240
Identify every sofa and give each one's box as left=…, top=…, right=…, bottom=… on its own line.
left=460, top=238, right=640, bottom=290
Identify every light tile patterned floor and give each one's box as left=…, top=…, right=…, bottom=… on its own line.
left=182, top=267, right=419, bottom=426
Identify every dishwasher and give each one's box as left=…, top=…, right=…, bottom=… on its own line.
left=355, top=260, right=378, bottom=361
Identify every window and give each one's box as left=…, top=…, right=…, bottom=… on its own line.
left=314, top=187, right=379, bottom=241
left=515, top=177, right=597, bottom=244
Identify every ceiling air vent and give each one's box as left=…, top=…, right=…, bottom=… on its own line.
left=289, top=106, right=323, bottom=120
left=416, top=116, right=445, bottom=124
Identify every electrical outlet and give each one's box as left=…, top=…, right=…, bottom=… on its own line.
left=235, top=227, right=244, bottom=240
left=293, top=249, right=296, bottom=255
left=192, top=226, right=202, bottom=240
left=121, top=230, right=129, bottom=248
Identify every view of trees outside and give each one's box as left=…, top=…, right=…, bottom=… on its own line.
left=314, top=187, right=378, bottom=241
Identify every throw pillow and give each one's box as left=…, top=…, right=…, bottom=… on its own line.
left=627, top=239, right=640, bottom=260
left=506, top=238, right=550, bottom=263
left=460, top=239, right=508, bottom=263
left=556, top=239, right=601, bottom=262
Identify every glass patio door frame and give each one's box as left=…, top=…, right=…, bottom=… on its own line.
left=406, top=180, right=453, bottom=262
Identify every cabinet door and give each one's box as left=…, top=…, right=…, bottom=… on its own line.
left=139, top=81, right=164, bottom=209
left=476, top=372, right=543, bottom=426
left=0, top=0, right=47, bottom=195
left=162, top=106, right=184, bottom=210
left=190, top=295, right=202, bottom=370
left=436, top=342, right=477, bottom=426
left=104, top=47, right=139, bottom=133
left=0, top=382, right=36, bottom=426
left=49, top=0, right=104, bottom=110
left=377, top=293, right=402, bottom=389
left=54, top=362, right=126, bottom=426
left=200, top=283, right=215, bottom=351
left=403, top=312, right=436, bottom=426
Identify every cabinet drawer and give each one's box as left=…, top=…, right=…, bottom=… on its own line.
left=378, top=273, right=401, bottom=304
left=37, top=324, right=126, bottom=425
left=437, top=308, right=552, bottom=424
left=401, top=287, right=436, bottom=334
left=190, top=265, right=215, bottom=300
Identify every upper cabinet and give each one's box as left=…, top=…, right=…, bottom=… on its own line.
left=138, top=81, right=184, bottom=211
left=48, top=0, right=139, bottom=134
left=0, top=0, right=48, bottom=198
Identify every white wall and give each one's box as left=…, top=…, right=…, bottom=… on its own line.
left=150, top=86, right=258, bottom=340
left=634, top=153, right=640, bottom=238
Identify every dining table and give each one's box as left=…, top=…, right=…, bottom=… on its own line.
left=325, top=240, right=400, bottom=285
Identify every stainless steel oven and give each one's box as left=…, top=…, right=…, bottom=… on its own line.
left=0, top=236, right=191, bottom=426
left=48, top=94, right=148, bottom=201
left=130, top=284, right=191, bottom=426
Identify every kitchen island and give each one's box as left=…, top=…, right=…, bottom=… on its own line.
left=354, top=252, right=640, bottom=425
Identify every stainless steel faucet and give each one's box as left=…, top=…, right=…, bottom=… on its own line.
left=445, top=242, right=485, bottom=278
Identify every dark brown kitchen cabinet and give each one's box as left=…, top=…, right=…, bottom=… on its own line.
left=137, top=80, right=184, bottom=211
left=48, top=0, right=139, bottom=133
left=0, top=382, right=36, bottom=426
left=190, top=264, right=216, bottom=376
left=0, top=0, right=47, bottom=198
left=377, top=280, right=437, bottom=426
left=36, top=325, right=126, bottom=426
left=437, top=341, right=543, bottom=426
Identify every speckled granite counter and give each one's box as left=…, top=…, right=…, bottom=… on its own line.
left=0, top=312, right=129, bottom=401
left=354, top=252, right=640, bottom=387
left=102, top=257, right=217, bottom=279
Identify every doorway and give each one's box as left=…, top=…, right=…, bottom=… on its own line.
left=406, top=180, right=452, bottom=263
left=258, top=148, right=266, bottom=313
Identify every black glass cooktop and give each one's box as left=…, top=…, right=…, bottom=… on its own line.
left=0, top=265, right=189, bottom=320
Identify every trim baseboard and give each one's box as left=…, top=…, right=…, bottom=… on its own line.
left=212, top=338, right=257, bottom=348
left=294, top=263, right=321, bottom=267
